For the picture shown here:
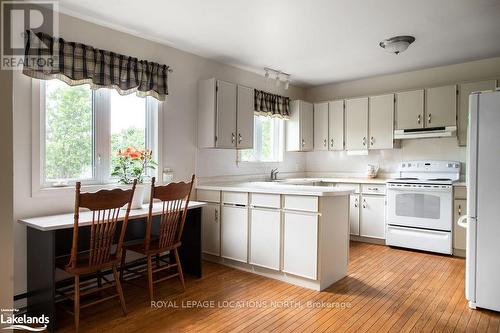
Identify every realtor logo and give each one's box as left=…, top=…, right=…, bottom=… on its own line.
left=0, top=309, right=49, bottom=331
left=1, top=0, right=58, bottom=70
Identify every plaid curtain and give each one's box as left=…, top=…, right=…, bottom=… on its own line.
left=23, top=30, right=170, bottom=101
left=254, top=89, right=290, bottom=119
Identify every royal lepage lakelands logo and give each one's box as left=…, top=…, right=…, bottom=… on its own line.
left=1, top=0, right=58, bottom=70
left=1, top=308, right=49, bottom=331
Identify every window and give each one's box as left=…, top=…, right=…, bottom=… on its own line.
left=40, top=80, right=159, bottom=187
left=240, top=116, right=284, bottom=162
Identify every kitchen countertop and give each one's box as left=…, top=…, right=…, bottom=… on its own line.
left=196, top=182, right=354, bottom=197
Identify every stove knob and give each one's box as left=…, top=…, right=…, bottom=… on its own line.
left=447, top=163, right=452, bottom=168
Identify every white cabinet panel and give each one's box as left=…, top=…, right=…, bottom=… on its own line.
left=369, top=94, right=394, bottom=150
left=197, top=189, right=220, bottom=203
left=395, top=89, right=424, bottom=130
left=250, top=208, right=281, bottom=270
left=425, top=85, right=456, bottom=128
left=283, top=212, right=318, bottom=279
left=201, top=203, right=220, bottom=256
left=221, top=205, right=248, bottom=262
left=349, top=194, right=360, bottom=236
left=222, top=191, right=248, bottom=205
left=286, top=100, right=313, bottom=152
left=251, top=193, right=281, bottom=208
left=458, top=80, right=497, bottom=146
left=283, top=195, right=318, bottom=212
left=454, top=199, right=467, bottom=251
left=236, top=85, right=254, bottom=149
left=360, top=195, right=385, bottom=239
left=314, top=102, right=329, bottom=151
left=345, top=97, right=368, bottom=151
left=328, top=100, right=344, bottom=151
left=216, top=80, right=237, bottom=148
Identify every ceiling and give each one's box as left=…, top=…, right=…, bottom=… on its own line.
left=58, top=0, right=500, bottom=87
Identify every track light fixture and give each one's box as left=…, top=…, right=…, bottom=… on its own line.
left=264, top=67, right=291, bottom=90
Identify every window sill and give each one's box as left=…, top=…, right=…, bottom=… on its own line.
left=32, top=182, right=141, bottom=199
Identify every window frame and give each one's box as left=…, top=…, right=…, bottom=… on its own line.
left=238, top=115, right=284, bottom=163
left=32, top=79, right=162, bottom=196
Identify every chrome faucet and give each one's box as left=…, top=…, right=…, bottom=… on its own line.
left=270, top=168, right=279, bottom=181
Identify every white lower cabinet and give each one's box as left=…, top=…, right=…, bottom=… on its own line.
left=221, top=205, right=248, bottom=262
left=349, top=194, right=360, bottom=236
left=283, top=211, right=318, bottom=280
left=454, top=199, right=467, bottom=251
left=201, top=203, right=221, bottom=256
left=250, top=208, right=281, bottom=270
left=360, top=195, right=386, bottom=239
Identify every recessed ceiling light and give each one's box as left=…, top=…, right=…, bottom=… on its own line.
left=379, top=35, right=415, bottom=55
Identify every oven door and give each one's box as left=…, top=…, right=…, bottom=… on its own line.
left=386, top=184, right=453, bottom=231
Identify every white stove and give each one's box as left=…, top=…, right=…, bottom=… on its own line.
left=386, top=160, right=461, bottom=255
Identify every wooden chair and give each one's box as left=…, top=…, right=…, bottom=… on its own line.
left=56, top=180, right=136, bottom=332
left=120, top=175, right=195, bottom=301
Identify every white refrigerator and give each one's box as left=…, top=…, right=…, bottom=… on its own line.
left=461, top=89, right=500, bottom=312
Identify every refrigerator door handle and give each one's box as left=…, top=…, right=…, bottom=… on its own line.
left=457, top=215, right=468, bottom=229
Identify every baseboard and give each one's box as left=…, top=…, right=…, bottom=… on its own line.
left=350, top=235, right=386, bottom=245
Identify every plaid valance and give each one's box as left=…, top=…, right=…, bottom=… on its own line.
left=254, top=89, right=290, bottom=119
left=23, top=30, right=170, bottom=101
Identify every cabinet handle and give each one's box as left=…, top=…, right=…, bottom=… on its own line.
left=323, top=139, right=327, bottom=147
left=354, top=198, right=358, bottom=208
left=330, top=138, right=334, bottom=148
left=367, top=187, right=378, bottom=191
left=215, top=208, right=218, bottom=223
left=458, top=205, right=462, bottom=216
left=231, top=133, right=236, bottom=144
left=362, top=199, right=367, bottom=208
left=238, top=133, right=242, bottom=144
left=417, top=114, right=421, bottom=124
left=302, top=139, right=305, bottom=147
left=370, top=136, right=374, bottom=146
left=428, top=113, right=432, bottom=124
left=362, top=137, right=366, bottom=146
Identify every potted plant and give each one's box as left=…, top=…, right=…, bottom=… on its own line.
left=111, top=146, right=157, bottom=209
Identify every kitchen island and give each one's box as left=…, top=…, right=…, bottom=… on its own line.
left=196, top=182, right=353, bottom=291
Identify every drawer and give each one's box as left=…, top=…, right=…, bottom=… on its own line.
left=197, top=189, right=221, bottom=203
left=386, top=225, right=452, bottom=254
left=361, top=184, right=386, bottom=195
left=222, top=191, right=248, bottom=206
left=335, top=183, right=360, bottom=193
left=283, top=195, right=318, bottom=212
left=251, top=193, right=281, bottom=208
left=454, top=186, right=467, bottom=199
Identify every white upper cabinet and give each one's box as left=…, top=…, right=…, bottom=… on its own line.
left=313, top=102, right=329, bottom=151
left=345, top=97, right=368, bottom=151
left=369, top=94, right=394, bottom=150
left=395, top=89, right=424, bottom=130
left=328, top=100, right=344, bottom=151
left=236, top=85, right=254, bottom=149
left=197, top=78, right=254, bottom=149
left=425, top=85, right=457, bottom=128
left=458, top=80, right=497, bottom=146
left=286, top=100, right=314, bottom=152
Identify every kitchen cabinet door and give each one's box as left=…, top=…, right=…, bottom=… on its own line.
left=395, top=89, right=424, bottom=130
left=283, top=211, right=318, bottom=279
left=458, top=80, right=497, bottom=146
left=301, top=101, right=314, bottom=151
left=236, top=85, right=254, bottom=149
left=425, top=85, right=456, bottom=128
left=250, top=208, right=281, bottom=270
left=201, top=203, right=220, bottom=256
left=345, top=97, right=368, bottom=151
left=328, top=100, right=344, bottom=150
left=314, top=102, right=329, bottom=151
left=453, top=199, right=467, bottom=251
left=360, top=195, right=385, bottom=239
left=369, top=94, right=394, bottom=150
left=221, top=205, right=248, bottom=262
left=349, top=194, right=360, bottom=236
left=216, top=80, right=237, bottom=148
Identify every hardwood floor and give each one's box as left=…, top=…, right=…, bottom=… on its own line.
left=57, top=242, right=500, bottom=332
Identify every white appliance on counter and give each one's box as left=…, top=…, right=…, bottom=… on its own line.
left=458, top=90, right=500, bottom=312
left=386, top=160, right=460, bottom=254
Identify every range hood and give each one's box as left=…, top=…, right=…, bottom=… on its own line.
left=394, top=126, right=456, bottom=139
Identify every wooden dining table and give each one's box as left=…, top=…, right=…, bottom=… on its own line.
left=17, top=200, right=206, bottom=332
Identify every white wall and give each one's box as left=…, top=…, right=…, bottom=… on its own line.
left=304, top=57, right=500, bottom=176
left=12, top=13, right=306, bottom=297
